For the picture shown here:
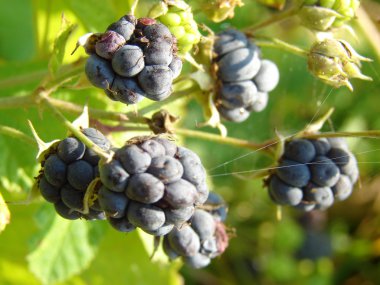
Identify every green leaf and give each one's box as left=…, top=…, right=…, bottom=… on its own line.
left=0, top=0, right=36, bottom=61
left=27, top=216, right=106, bottom=285
left=63, top=0, right=117, bottom=32
left=0, top=260, right=40, bottom=285
left=49, top=15, right=76, bottom=76
left=79, top=229, right=182, bottom=285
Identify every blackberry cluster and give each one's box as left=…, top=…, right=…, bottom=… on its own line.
left=85, top=15, right=182, bottom=104
left=158, top=6, right=201, bottom=54
left=268, top=138, right=359, bottom=211
left=97, top=136, right=209, bottom=236
left=163, top=192, right=229, bottom=269
left=37, top=128, right=111, bottom=220
left=213, top=29, right=280, bottom=122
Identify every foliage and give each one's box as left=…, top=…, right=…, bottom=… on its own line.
left=0, top=0, right=380, bottom=284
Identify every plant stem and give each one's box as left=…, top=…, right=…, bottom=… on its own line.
left=0, top=69, right=48, bottom=89
left=175, top=128, right=271, bottom=152
left=0, top=125, right=37, bottom=145
left=243, top=6, right=301, bottom=33
left=0, top=94, right=36, bottom=109
left=48, top=97, right=134, bottom=122
left=255, top=37, right=309, bottom=57
left=40, top=93, right=112, bottom=161
left=303, top=131, right=380, bottom=139
left=113, top=123, right=273, bottom=153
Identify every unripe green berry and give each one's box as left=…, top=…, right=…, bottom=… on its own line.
left=171, top=26, right=186, bottom=39
left=160, top=13, right=182, bottom=26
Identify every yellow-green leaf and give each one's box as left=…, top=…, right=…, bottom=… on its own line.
left=48, top=14, right=76, bottom=76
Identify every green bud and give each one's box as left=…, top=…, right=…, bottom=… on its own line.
left=159, top=12, right=182, bottom=26
left=332, top=0, right=351, bottom=10
left=308, top=39, right=372, bottom=91
left=170, top=26, right=186, bottom=39
left=299, top=0, right=360, bottom=31
left=178, top=33, right=197, bottom=46
left=201, top=0, right=244, bottom=22
left=299, top=6, right=342, bottom=31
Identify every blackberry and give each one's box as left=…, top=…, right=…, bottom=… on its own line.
left=267, top=138, right=359, bottom=211
left=37, top=128, right=111, bottom=220
left=213, top=29, right=280, bottom=123
left=98, top=136, right=209, bottom=236
left=163, top=191, right=229, bottom=268
left=84, top=15, right=182, bottom=104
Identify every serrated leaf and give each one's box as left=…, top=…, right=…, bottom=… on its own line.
left=0, top=192, right=10, bottom=233
left=48, top=14, right=76, bottom=76
left=27, top=216, right=106, bottom=285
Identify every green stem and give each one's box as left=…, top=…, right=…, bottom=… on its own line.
left=255, top=37, right=309, bottom=57
left=40, top=93, right=112, bottom=161
left=0, top=94, right=35, bottom=109
left=303, top=131, right=380, bottom=139
left=0, top=69, right=48, bottom=89
left=48, top=97, right=136, bottom=123
left=243, top=6, right=301, bottom=33
left=175, top=128, right=271, bottom=152
left=0, top=125, right=36, bottom=145
left=116, top=124, right=272, bottom=152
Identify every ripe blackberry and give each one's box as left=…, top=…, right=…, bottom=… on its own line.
left=84, top=15, right=182, bottom=104
left=37, top=128, right=111, bottom=220
left=267, top=138, right=359, bottom=211
left=163, top=191, right=229, bottom=268
left=213, top=29, right=280, bottom=123
left=97, top=136, right=209, bottom=235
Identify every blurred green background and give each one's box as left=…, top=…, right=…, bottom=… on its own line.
left=0, top=0, right=380, bottom=284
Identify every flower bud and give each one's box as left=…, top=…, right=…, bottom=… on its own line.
left=299, top=0, right=360, bottom=31
left=195, top=0, right=244, bottom=23
left=308, top=39, right=372, bottom=90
